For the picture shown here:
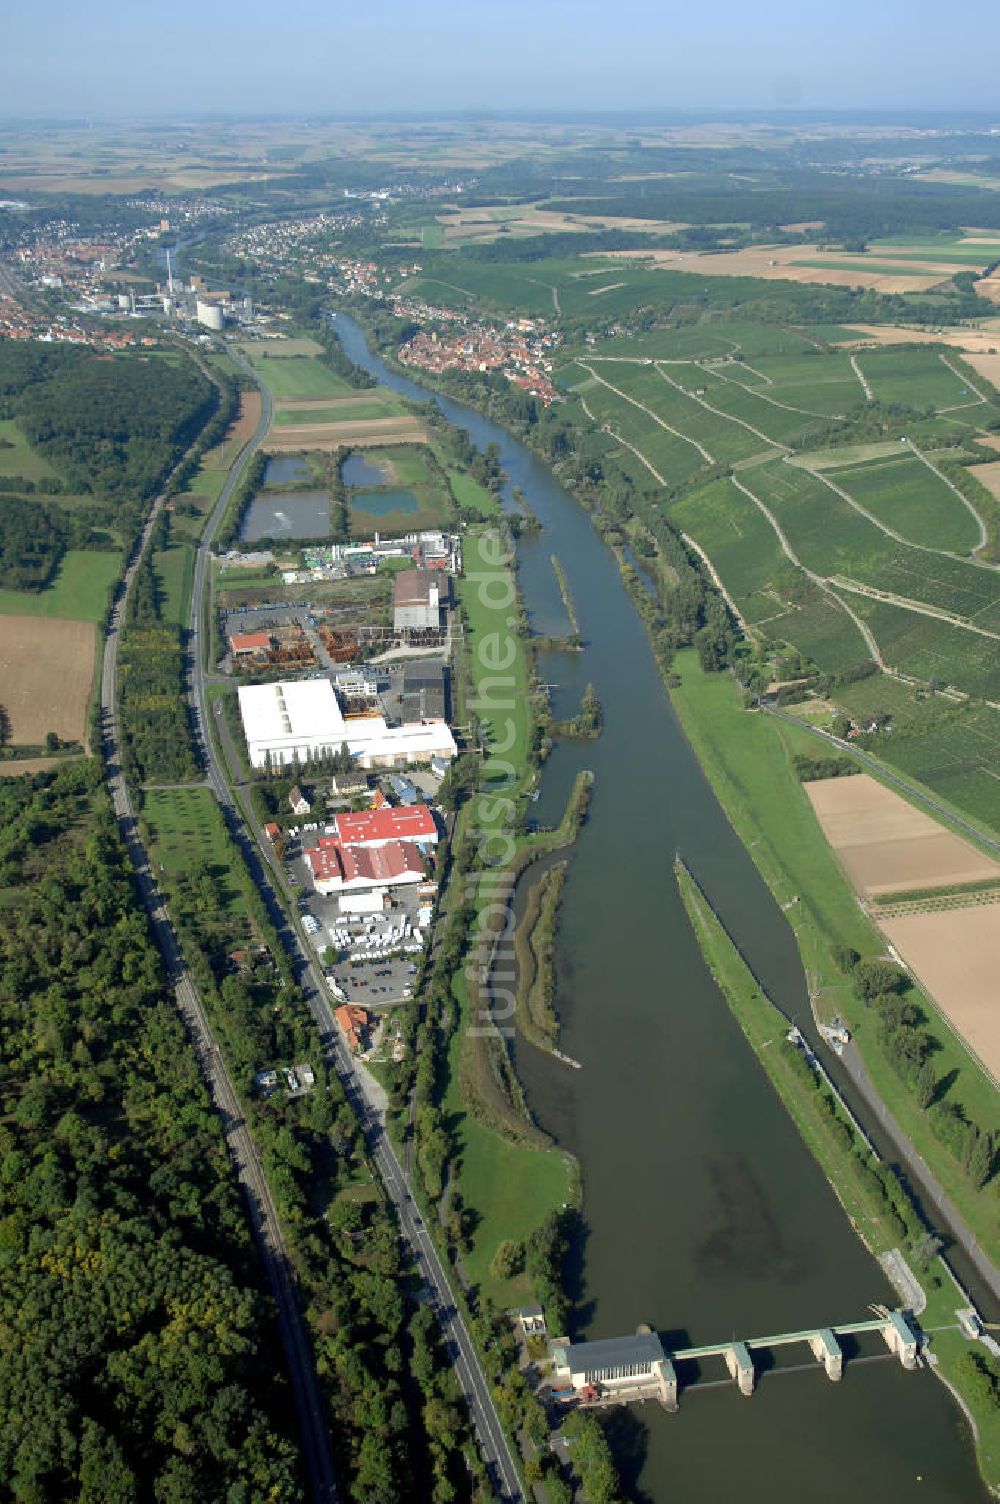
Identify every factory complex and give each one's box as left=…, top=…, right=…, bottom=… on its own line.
left=238, top=677, right=457, bottom=770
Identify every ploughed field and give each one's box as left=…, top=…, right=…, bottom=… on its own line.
left=803, top=774, right=1000, bottom=897
left=805, top=773, right=1000, bottom=1085
left=0, top=614, right=95, bottom=749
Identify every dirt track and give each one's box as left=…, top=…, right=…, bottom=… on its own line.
left=0, top=615, right=95, bottom=748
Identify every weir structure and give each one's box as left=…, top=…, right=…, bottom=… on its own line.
left=552, top=1310, right=920, bottom=1412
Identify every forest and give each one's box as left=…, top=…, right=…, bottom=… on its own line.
left=0, top=762, right=305, bottom=1502
left=0, top=341, right=216, bottom=550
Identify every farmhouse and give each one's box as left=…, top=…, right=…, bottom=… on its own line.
left=305, top=838, right=425, bottom=895
left=393, top=568, right=448, bottom=632
left=288, top=785, right=312, bottom=816
left=237, top=678, right=457, bottom=770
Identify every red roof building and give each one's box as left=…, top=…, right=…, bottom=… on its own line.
left=335, top=1004, right=370, bottom=1053
left=230, top=630, right=272, bottom=656
left=331, top=803, right=437, bottom=848
left=305, top=838, right=425, bottom=894
left=264, top=822, right=281, bottom=841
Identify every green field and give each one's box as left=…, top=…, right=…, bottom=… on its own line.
left=0, top=418, right=59, bottom=483
left=839, top=591, right=1000, bottom=702
left=245, top=351, right=351, bottom=401
left=448, top=468, right=500, bottom=519
left=273, top=399, right=405, bottom=425
left=822, top=452, right=984, bottom=553
left=747, top=459, right=1000, bottom=626
left=0, top=549, right=121, bottom=622
left=855, top=348, right=984, bottom=411
left=143, top=787, right=241, bottom=908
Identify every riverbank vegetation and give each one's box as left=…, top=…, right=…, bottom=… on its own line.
left=514, top=861, right=566, bottom=1051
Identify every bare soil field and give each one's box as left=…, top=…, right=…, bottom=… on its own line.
left=0, top=755, right=77, bottom=778
left=204, top=390, right=262, bottom=470
left=0, top=615, right=95, bottom=748
left=833, top=326, right=1000, bottom=369
left=969, top=459, right=1000, bottom=502
left=435, top=203, right=688, bottom=244
left=804, top=773, right=1000, bottom=897
left=591, top=244, right=954, bottom=292
left=264, top=418, right=427, bottom=452
left=880, top=906, right=1000, bottom=1085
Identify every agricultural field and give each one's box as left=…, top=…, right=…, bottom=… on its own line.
left=670, top=476, right=789, bottom=623
left=745, top=459, right=1000, bottom=625
left=803, top=773, right=1000, bottom=898
left=880, top=906, right=1000, bottom=1086
left=838, top=592, right=1000, bottom=702
left=833, top=679, right=1000, bottom=835
left=241, top=342, right=351, bottom=401
left=820, top=452, right=985, bottom=553
left=719, top=350, right=866, bottom=417
left=854, top=347, right=987, bottom=411
left=263, top=382, right=427, bottom=452
left=0, top=614, right=95, bottom=748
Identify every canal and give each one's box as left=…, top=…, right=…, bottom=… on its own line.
left=333, top=312, right=984, bottom=1503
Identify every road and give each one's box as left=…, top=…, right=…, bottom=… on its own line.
left=100, top=410, right=339, bottom=1503
left=193, top=349, right=525, bottom=1502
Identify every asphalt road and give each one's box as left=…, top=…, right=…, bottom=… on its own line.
left=194, top=349, right=525, bottom=1502
left=100, top=403, right=340, bottom=1504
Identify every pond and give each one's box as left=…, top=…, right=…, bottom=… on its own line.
left=342, top=451, right=391, bottom=487
left=348, top=489, right=419, bottom=518
left=240, top=490, right=331, bottom=542
left=263, top=455, right=313, bottom=488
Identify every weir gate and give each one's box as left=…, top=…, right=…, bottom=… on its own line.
left=551, top=1309, right=920, bottom=1411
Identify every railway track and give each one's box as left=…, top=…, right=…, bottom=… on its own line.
left=100, top=396, right=339, bottom=1504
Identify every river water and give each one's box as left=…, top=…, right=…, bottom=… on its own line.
left=333, top=313, right=984, bottom=1504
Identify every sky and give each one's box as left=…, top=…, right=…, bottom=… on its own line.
left=2, top=0, right=999, bottom=118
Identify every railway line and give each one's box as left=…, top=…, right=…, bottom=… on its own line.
left=100, top=392, right=339, bottom=1504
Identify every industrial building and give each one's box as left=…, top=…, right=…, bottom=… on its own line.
left=237, top=678, right=457, bottom=770
left=393, top=569, right=448, bottom=632
left=305, top=838, right=425, bottom=895
left=552, top=1333, right=669, bottom=1392
left=329, top=803, right=438, bottom=849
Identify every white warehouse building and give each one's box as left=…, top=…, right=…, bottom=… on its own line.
left=237, top=678, right=457, bottom=771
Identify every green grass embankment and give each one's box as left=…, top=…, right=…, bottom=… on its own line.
left=668, top=650, right=1000, bottom=1273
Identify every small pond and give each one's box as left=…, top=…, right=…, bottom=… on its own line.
left=348, top=489, right=419, bottom=518
left=240, top=490, right=331, bottom=541
left=342, top=451, right=390, bottom=487
left=264, top=455, right=313, bottom=487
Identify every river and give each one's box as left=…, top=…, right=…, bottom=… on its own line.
left=332, top=312, right=984, bottom=1503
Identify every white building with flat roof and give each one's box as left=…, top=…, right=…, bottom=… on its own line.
left=238, top=678, right=456, bottom=770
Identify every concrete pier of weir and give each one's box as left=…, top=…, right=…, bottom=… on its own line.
left=551, top=1309, right=920, bottom=1412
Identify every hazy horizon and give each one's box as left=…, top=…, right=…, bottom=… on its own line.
left=4, top=0, right=999, bottom=119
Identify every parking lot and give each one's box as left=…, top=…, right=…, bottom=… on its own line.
left=287, top=847, right=432, bottom=1009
